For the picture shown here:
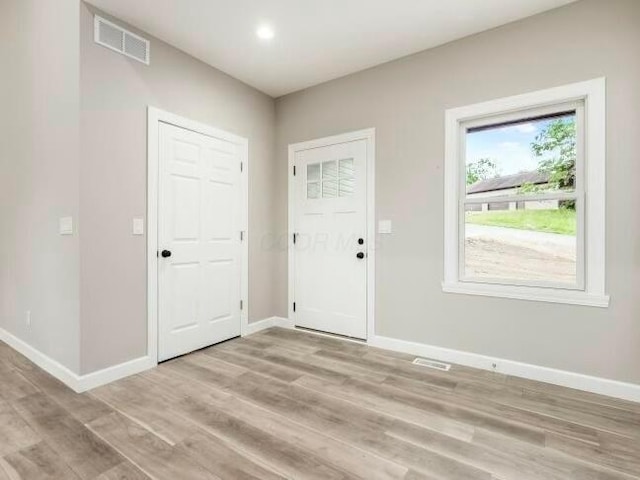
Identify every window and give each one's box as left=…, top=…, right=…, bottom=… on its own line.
left=307, top=159, right=355, bottom=199
left=464, top=108, right=580, bottom=288
left=307, top=163, right=321, bottom=199
left=443, top=79, right=608, bottom=307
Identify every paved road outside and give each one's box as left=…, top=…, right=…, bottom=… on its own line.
left=464, top=224, right=576, bottom=284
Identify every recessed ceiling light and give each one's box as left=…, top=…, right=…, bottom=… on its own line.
left=256, top=24, right=275, bottom=41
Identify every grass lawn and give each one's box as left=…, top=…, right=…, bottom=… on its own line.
left=466, top=209, right=576, bottom=235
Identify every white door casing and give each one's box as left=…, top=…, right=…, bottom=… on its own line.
left=148, top=108, right=248, bottom=363
left=289, top=129, right=375, bottom=340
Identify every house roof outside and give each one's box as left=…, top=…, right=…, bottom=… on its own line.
left=467, top=171, right=550, bottom=194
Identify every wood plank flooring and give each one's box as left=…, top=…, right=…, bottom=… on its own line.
left=1, top=327, right=639, bottom=479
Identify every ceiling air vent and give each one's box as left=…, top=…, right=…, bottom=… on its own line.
left=94, top=15, right=150, bottom=65
left=412, top=358, right=451, bottom=371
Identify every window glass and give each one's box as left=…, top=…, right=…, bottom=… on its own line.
left=307, top=163, right=320, bottom=182
left=307, top=182, right=320, bottom=199
left=466, top=112, right=577, bottom=196
left=463, top=111, right=579, bottom=286
left=322, top=160, right=338, bottom=198
left=464, top=211, right=577, bottom=285
left=306, top=163, right=321, bottom=199
left=338, top=158, right=354, bottom=197
left=306, top=158, right=356, bottom=200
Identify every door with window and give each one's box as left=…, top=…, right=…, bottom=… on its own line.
left=158, top=122, right=243, bottom=362
left=292, top=139, right=368, bottom=339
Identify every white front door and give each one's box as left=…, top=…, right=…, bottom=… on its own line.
left=293, top=139, right=368, bottom=339
left=158, top=122, right=243, bottom=362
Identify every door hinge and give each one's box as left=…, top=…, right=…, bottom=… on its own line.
left=293, top=233, right=296, bottom=244
left=240, top=231, right=245, bottom=241
left=293, top=165, right=296, bottom=176
left=293, top=302, right=296, bottom=312
left=240, top=161, right=244, bottom=173
left=240, top=300, right=244, bottom=310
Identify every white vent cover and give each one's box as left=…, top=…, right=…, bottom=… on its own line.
left=94, top=15, right=150, bottom=65
left=412, top=358, right=451, bottom=371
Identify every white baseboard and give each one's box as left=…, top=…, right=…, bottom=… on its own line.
left=76, top=356, right=155, bottom=392
left=369, top=335, right=640, bottom=403
left=0, top=327, right=80, bottom=390
left=243, top=316, right=294, bottom=336
left=244, top=318, right=640, bottom=402
left=1, top=316, right=294, bottom=394
left=0, top=327, right=155, bottom=393
left=4, top=322, right=638, bottom=402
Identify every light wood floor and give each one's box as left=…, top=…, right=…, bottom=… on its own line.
left=1, top=327, right=639, bottom=480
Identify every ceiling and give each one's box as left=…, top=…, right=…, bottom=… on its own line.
left=86, top=0, right=576, bottom=98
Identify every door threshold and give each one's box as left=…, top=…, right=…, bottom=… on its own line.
left=159, top=335, right=240, bottom=364
left=294, top=326, right=366, bottom=344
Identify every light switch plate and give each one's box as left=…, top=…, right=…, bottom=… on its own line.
left=133, top=218, right=144, bottom=235
left=59, top=217, right=73, bottom=235
left=378, top=220, right=392, bottom=234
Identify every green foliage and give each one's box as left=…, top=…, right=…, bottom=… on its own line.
left=531, top=117, right=576, bottom=191
left=518, top=181, right=539, bottom=194
left=466, top=209, right=576, bottom=235
left=466, top=158, right=500, bottom=186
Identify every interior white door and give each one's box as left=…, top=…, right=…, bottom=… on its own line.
left=293, top=139, right=368, bottom=339
left=158, top=122, right=242, bottom=362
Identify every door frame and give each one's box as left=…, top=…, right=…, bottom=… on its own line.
left=147, top=106, right=249, bottom=365
left=288, top=128, right=376, bottom=341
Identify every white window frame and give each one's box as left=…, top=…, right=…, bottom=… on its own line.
left=443, top=78, right=609, bottom=308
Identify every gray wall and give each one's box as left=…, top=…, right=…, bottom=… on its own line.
left=3, top=0, right=638, bottom=386
left=79, top=4, right=277, bottom=374
left=275, top=0, right=640, bottom=384
left=0, top=0, right=81, bottom=373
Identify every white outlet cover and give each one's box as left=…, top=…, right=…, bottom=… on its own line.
left=59, top=217, right=73, bottom=235
left=133, top=217, right=144, bottom=235
left=378, top=220, right=392, bottom=234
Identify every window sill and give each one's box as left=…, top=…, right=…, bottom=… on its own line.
left=442, top=281, right=610, bottom=308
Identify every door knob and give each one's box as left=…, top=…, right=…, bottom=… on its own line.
left=356, top=252, right=365, bottom=259
left=161, top=250, right=172, bottom=258
left=358, top=238, right=364, bottom=245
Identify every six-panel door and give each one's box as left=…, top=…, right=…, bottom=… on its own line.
left=158, top=122, right=242, bottom=361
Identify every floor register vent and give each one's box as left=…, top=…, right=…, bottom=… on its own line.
left=94, top=15, right=150, bottom=65
left=412, top=358, right=451, bottom=371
